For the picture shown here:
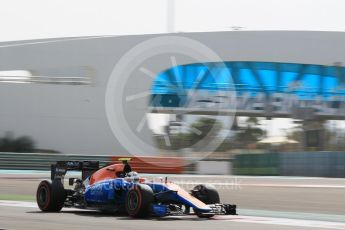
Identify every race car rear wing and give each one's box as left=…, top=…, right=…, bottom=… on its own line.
left=51, top=161, right=99, bottom=181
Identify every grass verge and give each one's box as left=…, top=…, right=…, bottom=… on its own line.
left=0, top=194, right=35, bottom=201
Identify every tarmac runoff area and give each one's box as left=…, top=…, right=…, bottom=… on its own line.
left=0, top=171, right=345, bottom=230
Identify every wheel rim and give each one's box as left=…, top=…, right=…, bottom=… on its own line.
left=38, top=186, right=47, bottom=205
left=127, top=191, right=139, bottom=211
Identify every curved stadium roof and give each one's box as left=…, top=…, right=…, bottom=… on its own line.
left=152, top=61, right=345, bottom=101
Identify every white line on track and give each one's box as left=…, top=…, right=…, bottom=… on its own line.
left=175, top=182, right=345, bottom=189
left=239, top=184, right=345, bottom=189
left=1, top=200, right=345, bottom=229
left=0, top=200, right=37, bottom=208
left=214, top=215, right=345, bottom=229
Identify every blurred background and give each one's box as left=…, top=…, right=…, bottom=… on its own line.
left=0, top=0, right=345, bottom=178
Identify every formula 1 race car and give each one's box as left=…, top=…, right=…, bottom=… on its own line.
left=36, top=159, right=236, bottom=218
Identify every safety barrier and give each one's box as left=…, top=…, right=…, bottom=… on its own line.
left=233, top=152, right=345, bottom=178
left=111, top=156, right=184, bottom=174
left=3, top=152, right=344, bottom=177
left=0, top=153, right=185, bottom=174
left=280, top=152, right=345, bottom=177
left=0, top=152, right=111, bottom=170
left=232, top=153, right=280, bottom=176
left=196, top=160, right=231, bottom=175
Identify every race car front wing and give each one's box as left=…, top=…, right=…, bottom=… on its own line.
left=151, top=203, right=237, bottom=217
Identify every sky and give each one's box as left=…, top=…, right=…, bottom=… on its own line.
left=1, top=0, right=345, bottom=137
left=0, top=0, right=345, bottom=42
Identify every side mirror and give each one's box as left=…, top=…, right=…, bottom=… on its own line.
left=69, top=178, right=82, bottom=186
left=69, top=178, right=75, bottom=186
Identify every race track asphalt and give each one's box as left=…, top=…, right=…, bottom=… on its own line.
left=0, top=172, right=345, bottom=230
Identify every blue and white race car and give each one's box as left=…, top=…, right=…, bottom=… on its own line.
left=36, top=159, right=236, bottom=218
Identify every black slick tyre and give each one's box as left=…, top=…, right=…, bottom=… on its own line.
left=36, top=180, right=66, bottom=212
left=192, top=184, right=220, bottom=218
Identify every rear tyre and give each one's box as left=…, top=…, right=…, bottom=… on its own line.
left=36, top=180, right=66, bottom=212
left=125, top=184, right=154, bottom=218
left=191, top=184, right=220, bottom=218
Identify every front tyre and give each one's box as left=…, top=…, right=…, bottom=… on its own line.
left=36, top=180, right=66, bottom=212
left=125, top=184, right=154, bottom=218
left=192, top=184, right=220, bottom=218
left=191, top=184, right=220, bottom=204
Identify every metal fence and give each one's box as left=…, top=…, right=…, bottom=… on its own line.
left=2, top=152, right=345, bottom=177
left=0, top=152, right=112, bottom=170
left=232, top=153, right=280, bottom=176
left=0, top=153, right=187, bottom=174
left=280, top=152, right=345, bottom=177
left=233, top=152, right=345, bottom=178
